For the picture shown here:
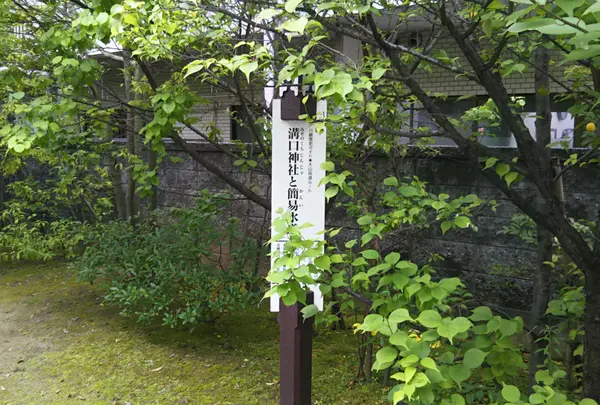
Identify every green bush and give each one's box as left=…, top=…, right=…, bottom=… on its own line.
left=77, top=194, right=264, bottom=328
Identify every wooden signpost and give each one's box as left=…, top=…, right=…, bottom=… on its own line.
left=270, top=86, right=327, bottom=405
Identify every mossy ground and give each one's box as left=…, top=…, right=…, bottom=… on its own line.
left=0, top=262, right=387, bottom=405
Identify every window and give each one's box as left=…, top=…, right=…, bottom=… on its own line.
left=111, top=108, right=128, bottom=139
left=406, top=95, right=576, bottom=148
left=230, top=105, right=255, bottom=143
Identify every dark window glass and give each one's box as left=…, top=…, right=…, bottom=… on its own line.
left=231, top=105, right=254, bottom=143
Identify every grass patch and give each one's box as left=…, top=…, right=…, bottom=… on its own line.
left=0, top=262, right=387, bottom=404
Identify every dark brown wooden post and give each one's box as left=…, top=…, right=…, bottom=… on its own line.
left=279, top=292, right=313, bottom=405
left=277, top=85, right=316, bottom=405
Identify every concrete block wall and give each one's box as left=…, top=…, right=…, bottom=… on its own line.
left=157, top=143, right=271, bottom=232
left=158, top=144, right=600, bottom=315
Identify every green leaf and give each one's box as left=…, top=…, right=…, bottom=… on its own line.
left=580, top=400, right=599, bottom=405
left=330, top=254, right=343, bottom=263
left=555, top=0, right=585, bottom=16
left=530, top=393, right=545, bottom=404
left=239, top=61, right=258, bottom=82
left=80, top=60, right=92, bottom=72
left=399, top=354, right=419, bottom=368
left=451, top=393, right=466, bottom=405
left=357, top=215, right=372, bottom=225
left=281, top=289, right=297, bottom=306
left=417, top=310, right=442, bottom=328
left=441, top=221, right=451, bottom=234
left=470, top=306, right=493, bottom=322
left=502, top=384, right=521, bottom=403
left=438, top=317, right=473, bottom=343
left=320, top=161, right=334, bottom=171
left=317, top=2, right=337, bottom=11
left=375, top=346, right=398, bottom=367
left=325, top=186, right=339, bottom=201
left=584, top=1, right=600, bottom=15
left=448, top=364, right=471, bottom=385
left=257, top=8, right=281, bottom=20
left=385, top=252, right=400, bottom=264
left=482, top=18, right=493, bottom=37
left=383, top=176, right=398, bottom=186
left=400, top=186, right=419, bottom=197
left=361, top=249, right=380, bottom=260
left=12, top=91, right=24, bottom=100
left=412, top=372, right=430, bottom=388
left=451, top=317, right=473, bottom=334
left=484, top=157, right=498, bottom=169
left=314, top=255, right=330, bottom=270
left=162, top=100, right=176, bottom=114
left=406, top=283, right=421, bottom=297
left=285, top=0, right=302, bottom=13
left=404, top=366, right=417, bottom=382
left=505, top=172, right=518, bottom=187
left=495, top=163, right=510, bottom=178
left=566, top=45, right=600, bottom=61
left=372, top=67, right=386, bottom=80
left=390, top=331, right=409, bottom=347
left=535, top=370, right=554, bottom=385
left=280, top=17, right=309, bottom=34
left=431, top=200, right=446, bottom=211
left=300, top=304, right=318, bottom=319
left=389, top=308, right=413, bottom=324
left=361, top=314, right=384, bottom=331
left=420, top=357, right=439, bottom=371
left=463, top=348, right=486, bottom=369
left=508, top=18, right=582, bottom=35
left=96, top=12, right=109, bottom=24
left=454, top=216, right=470, bottom=229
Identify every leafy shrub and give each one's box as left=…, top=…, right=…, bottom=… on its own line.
left=0, top=147, right=112, bottom=261
left=267, top=164, right=598, bottom=405
left=77, top=194, right=264, bottom=328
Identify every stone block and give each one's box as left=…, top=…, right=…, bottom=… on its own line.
left=437, top=267, right=534, bottom=310
left=565, top=192, right=600, bottom=221
left=415, top=239, right=536, bottom=280
left=177, top=170, right=199, bottom=192
left=563, top=166, right=600, bottom=194
left=161, top=169, right=179, bottom=190
left=202, top=152, right=234, bottom=173
left=415, top=158, right=479, bottom=187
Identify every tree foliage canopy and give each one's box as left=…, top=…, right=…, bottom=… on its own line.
left=3, top=0, right=600, bottom=402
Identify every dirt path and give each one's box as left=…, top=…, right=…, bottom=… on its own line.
left=0, top=301, right=48, bottom=386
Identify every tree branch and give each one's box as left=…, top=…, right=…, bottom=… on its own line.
left=135, top=50, right=272, bottom=210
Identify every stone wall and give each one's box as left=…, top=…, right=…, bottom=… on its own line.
left=158, top=143, right=600, bottom=316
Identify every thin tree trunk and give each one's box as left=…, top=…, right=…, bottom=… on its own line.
left=357, top=334, right=366, bottom=380
left=529, top=223, right=552, bottom=390
left=365, top=341, right=373, bottom=381
left=583, top=212, right=600, bottom=401
left=123, top=51, right=136, bottom=221
left=528, top=45, right=554, bottom=393
left=107, top=155, right=126, bottom=220
left=0, top=173, right=4, bottom=213
left=330, top=288, right=346, bottom=331
left=565, top=342, right=576, bottom=392
left=148, top=148, right=158, bottom=211
left=133, top=64, right=143, bottom=216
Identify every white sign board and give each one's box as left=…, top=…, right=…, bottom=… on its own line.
left=270, top=97, right=327, bottom=312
